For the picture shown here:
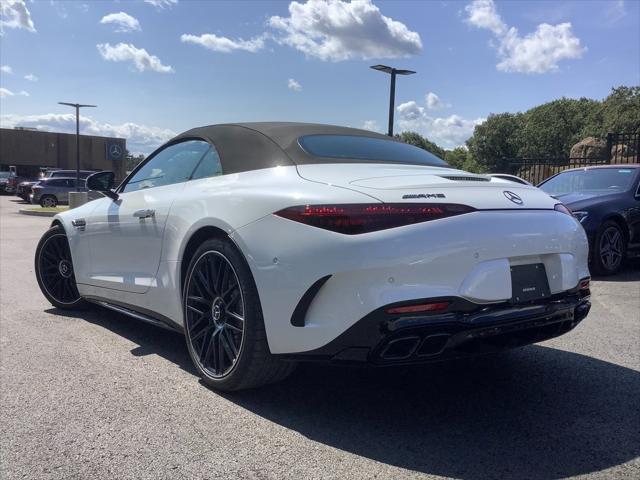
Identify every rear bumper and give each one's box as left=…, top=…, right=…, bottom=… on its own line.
left=234, top=209, right=589, bottom=354
left=277, top=290, right=591, bottom=364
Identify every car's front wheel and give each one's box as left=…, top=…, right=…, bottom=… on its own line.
left=39, top=195, right=58, bottom=208
left=592, top=220, right=627, bottom=275
left=183, top=237, right=295, bottom=391
left=35, top=225, right=87, bottom=309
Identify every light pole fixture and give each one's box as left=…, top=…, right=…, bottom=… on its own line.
left=58, top=102, right=97, bottom=191
left=370, top=65, right=416, bottom=137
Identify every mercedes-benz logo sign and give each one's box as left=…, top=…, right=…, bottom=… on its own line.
left=503, top=190, right=523, bottom=205
left=109, top=144, right=123, bottom=159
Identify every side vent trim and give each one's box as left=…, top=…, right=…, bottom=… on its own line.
left=290, top=275, right=332, bottom=327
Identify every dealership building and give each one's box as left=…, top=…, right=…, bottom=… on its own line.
left=0, top=127, right=127, bottom=179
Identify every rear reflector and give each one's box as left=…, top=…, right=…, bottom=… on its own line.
left=274, top=203, right=475, bottom=234
left=579, top=278, right=590, bottom=290
left=386, top=302, right=449, bottom=315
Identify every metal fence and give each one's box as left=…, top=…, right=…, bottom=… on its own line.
left=508, top=132, right=639, bottom=185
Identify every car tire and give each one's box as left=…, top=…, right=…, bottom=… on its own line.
left=35, top=225, right=88, bottom=310
left=40, top=195, right=58, bottom=208
left=183, top=237, right=296, bottom=391
left=592, top=220, right=627, bottom=276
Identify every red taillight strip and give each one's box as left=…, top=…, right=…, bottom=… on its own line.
left=274, top=203, right=475, bottom=235
left=386, top=302, right=450, bottom=315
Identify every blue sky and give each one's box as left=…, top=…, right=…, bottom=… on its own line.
left=1, top=0, right=638, bottom=154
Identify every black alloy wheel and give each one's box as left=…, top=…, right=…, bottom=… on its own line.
left=185, top=250, right=245, bottom=379
left=35, top=225, right=86, bottom=309
left=183, top=237, right=295, bottom=391
left=593, top=221, right=627, bottom=275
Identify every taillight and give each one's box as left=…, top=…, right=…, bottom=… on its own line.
left=386, top=301, right=449, bottom=315
left=274, top=203, right=475, bottom=234
left=554, top=203, right=572, bottom=215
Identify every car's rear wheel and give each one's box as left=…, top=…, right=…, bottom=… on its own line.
left=40, top=195, right=58, bottom=208
left=592, top=220, right=627, bottom=275
left=35, top=225, right=87, bottom=310
left=183, top=237, right=295, bottom=391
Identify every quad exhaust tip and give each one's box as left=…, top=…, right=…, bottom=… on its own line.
left=380, top=333, right=451, bottom=360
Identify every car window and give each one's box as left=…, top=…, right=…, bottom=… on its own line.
left=191, top=146, right=223, bottom=180
left=540, top=168, right=637, bottom=196
left=298, top=135, right=449, bottom=167
left=122, top=140, right=210, bottom=193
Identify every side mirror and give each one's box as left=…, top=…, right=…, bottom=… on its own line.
left=86, top=171, right=118, bottom=201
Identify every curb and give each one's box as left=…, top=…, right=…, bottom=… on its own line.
left=18, top=208, right=61, bottom=217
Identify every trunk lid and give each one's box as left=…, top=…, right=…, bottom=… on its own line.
left=297, top=163, right=557, bottom=210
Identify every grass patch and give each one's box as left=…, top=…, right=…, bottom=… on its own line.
left=24, top=206, right=69, bottom=213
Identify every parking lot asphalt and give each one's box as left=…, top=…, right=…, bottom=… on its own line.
left=1, top=194, right=639, bottom=480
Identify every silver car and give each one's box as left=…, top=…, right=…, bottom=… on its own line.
left=30, top=177, right=96, bottom=207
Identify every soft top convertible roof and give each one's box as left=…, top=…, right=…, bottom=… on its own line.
left=172, top=122, right=398, bottom=175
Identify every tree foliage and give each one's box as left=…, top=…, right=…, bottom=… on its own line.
left=395, top=131, right=446, bottom=159
left=466, top=85, right=639, bottom=172
left=394, top=86, right=639, bottom=174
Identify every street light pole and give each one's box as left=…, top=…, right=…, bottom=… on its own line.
left=370, top=65, right=416, bottom=137
left=58, top=102, right=96, bottom=191
left=388, top=70, right=396, bottom=137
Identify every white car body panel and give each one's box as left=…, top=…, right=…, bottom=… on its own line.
left=51, top=127, right=589, bottom=358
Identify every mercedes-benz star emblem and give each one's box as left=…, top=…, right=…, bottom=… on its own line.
left=503, top=191, right=523, bottom=205
left=109, top=144, right=123, bottom=159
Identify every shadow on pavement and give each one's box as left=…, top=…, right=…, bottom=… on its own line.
left=45, top=307, right=196, bottom=375
left=592, top=258, right=640, bottom=282
left=48, top=307, right=640, bottom=479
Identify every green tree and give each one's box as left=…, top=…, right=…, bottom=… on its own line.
left=517, top=97, right=598, bottom=158
left=124, top=150, right=145, bottom=174
left=466, top=112, right=523, bottom=173
left=395, top=131, right=446, bottom=159
left=597, top=86, right=640, bottom=134
left=444, top=147, right=468, bottom=169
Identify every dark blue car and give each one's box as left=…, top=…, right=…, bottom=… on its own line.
left=539, top=165, right=640, bottom=275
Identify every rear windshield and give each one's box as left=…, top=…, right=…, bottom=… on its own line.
left=539, top=168, right=637, bottom=195
left=298, top=135, right=449, bottom=167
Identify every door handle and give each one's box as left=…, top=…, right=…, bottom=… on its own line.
left=133, top=209, right=155, bottom=219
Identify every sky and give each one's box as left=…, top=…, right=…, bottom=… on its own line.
left=1, top=0, right=638, bottom=155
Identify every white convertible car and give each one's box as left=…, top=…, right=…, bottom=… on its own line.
left=35, top=123, right=592, bottom=390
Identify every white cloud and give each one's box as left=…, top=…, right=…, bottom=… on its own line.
left=144, top=0, right=178, bottom=9
left=0, top=0, right=36, bottom=33
left=396, top=100, right=484, bottom=149
left=497, top=23, right=585, bottom=74
left=24, top=73, right=37, bottom=81
left=97, top=43, right=174, bottom=73
left=362, top=120, right=381, bottom=132
left=0, top=88, right=29, bottom=98
left=287, top=78, right=302, bottom=91
left=425, top=92, right=449, bottom=110
left=268, top=0, right=422, bottom=61
left=604, top=0, right=626, bottom=26
left=0, top=113, right=176, bottom=155
left=464, top=0, right=584, bottom=74
left=100, top=12, right=141, bottom=33
left=180, top=33, right=265, bottom=53
left=1, top=65, right=13, bottom=74
left=464, top=0, right=506, bottom=35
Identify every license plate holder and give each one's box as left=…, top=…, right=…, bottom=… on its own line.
left=510, top=263, right=551, bottom=304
